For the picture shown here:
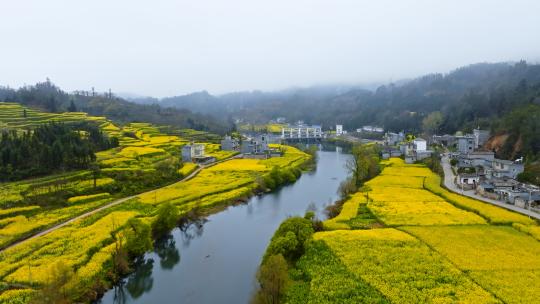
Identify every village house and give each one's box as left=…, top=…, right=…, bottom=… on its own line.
left=457, top=173, right=480, bottom=189
left=499, top=189, right=533, bottom=205
left=515, top=192, right=540, bottom=209
left=457, top=151, right=495, bottom=169
left=473, top=128, right=490, bottom=148
left=182, top=143, right=215, bottom=164
left=432, top=134, right=456, bottom=147
left=486, top=158, right=524, bottom=179
left=241, top=134, right=269, bottom=155
left=384, top=132, right=405, bottom=146
left=456, top=135, right=475, bottom=153
left=381, top=147, right=402, bottom=159
left=336, top=124, right=343, bottom=135
left=220, top=135, right=239, bottom=151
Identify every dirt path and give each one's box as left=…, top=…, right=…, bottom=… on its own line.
left=2, top=154, right=241, bottom=251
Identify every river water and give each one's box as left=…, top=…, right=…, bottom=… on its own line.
left=99, top=147, right=351, bottom=304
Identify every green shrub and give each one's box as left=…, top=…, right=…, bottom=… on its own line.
left=151, top=202, right=179, bottom=237
left=264, top=217, right=314, bottom=262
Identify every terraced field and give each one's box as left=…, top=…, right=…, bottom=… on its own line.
left=291, top=158, right=540, bottom=303
left=0, top=102, right=311, bottom=303
left=0, top=102, right=114, bottom=134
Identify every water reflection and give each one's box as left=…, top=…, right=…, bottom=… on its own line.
left=125, top=258, right=154, bottom=299
left=178, top=218, right=207, bottom=247
left=100, top=148, right=351, bottom=304
left=154, top=235, right=180, bottom=270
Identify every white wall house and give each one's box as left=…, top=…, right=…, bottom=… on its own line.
left=336, top=124, right=343, bottom=135
left=413, top=138, right=427, bottom=151
left=182, top=143, right=205, bottom=162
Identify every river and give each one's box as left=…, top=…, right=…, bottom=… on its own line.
left=99, top=146, right=351, bottom=304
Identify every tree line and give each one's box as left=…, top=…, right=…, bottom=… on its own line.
left=0, top=122, right=118, bottom=181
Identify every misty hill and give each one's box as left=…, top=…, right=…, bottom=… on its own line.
left=138, top=61, right=539, bottom=131
left=136, top=61, right=540, bottom=162
left=0, top=80, right=230, bottom=135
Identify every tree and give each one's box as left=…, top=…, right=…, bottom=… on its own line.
left=422, top=111, right=444, bottom=135
left=252, top=254, right=289, bottom=304
left=90, top=162, right=101, bottom=189
left=151, top=202, right=179, bottom=237
left=124, top=218, right=152, bottom=257
left=264, top=217, right=313, bottom=262
left=47, top=96, right=58, bottom=112
left=346, top=144, right=379, bottom=188
left=67, top=100, right=77, bottom=112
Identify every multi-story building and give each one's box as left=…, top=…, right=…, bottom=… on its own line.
left=182, top=143, right=205, bottom=162
left=456, top=135, right=475, bottom=153
left=241, top=134, right=269, bottom=154
left=220, top=135, right=239, bottom=151
left=384, top=132, right=405, bottom=146
left=487, top=159, right=525, bottom=179
left=336, top=124, right=343, bottom=135
left=473, top=128, right=490, bottom=148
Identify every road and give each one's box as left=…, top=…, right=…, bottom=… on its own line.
left=2, top=154, right=241, bottom=251
left=440, top=155, right=540, bottom=220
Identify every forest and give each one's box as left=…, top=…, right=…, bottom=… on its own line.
left=0, top=122, right=118, bottom=181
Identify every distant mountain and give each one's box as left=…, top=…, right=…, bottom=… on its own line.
left=0, top=80, right=230, bottom=135
left=139, top=61, right=540, bottom=134
left=134, top=61, right=540, bottom=161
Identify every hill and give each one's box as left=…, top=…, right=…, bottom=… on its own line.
left=0, top=80, right=231, bottom=135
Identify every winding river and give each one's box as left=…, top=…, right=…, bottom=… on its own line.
left=99, top=146, right=351, bottom=304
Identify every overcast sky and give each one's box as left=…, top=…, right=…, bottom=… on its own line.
left=1, top=0, right=540, bottom=97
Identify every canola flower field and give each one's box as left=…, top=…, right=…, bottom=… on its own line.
left=0, top=103, right=309, bottom=303
left=0, top=102, right=311, bottom=303
left=0, top=103, right=236, bottom=251
left=0, top=146, right=308, bottom=303
left=290, top=158, right=540, bottom=304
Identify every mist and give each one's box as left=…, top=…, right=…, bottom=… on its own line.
left=1, top=0, right=539, bottom=97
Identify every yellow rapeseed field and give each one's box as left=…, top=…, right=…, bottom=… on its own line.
left=323, top=192, right=365, bottom=230
left=403, top=225, right=540, bottom=304
left=315, top=229, right=498, bottom=303
left=369, top=200, right=486, bottom=226
left=297, top=157, right=540, bottom=303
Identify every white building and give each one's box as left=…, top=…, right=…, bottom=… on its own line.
left=281, top=125, right=322, bottom=139
left=182, top=143, right=205, bottom=162
left=241, top=134, right=269, bottom=154
left=336, top=124, right=343, bottom=135
left=413, top=138, right=427, bottom=151
left=360, top=126, right=384, bottom=133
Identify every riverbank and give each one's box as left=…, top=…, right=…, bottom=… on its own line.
left=265, top=157, right=540, bottom=303
left=99, top=148, right=351, bottom=304
left=0, top=145, right=311, bottom=304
